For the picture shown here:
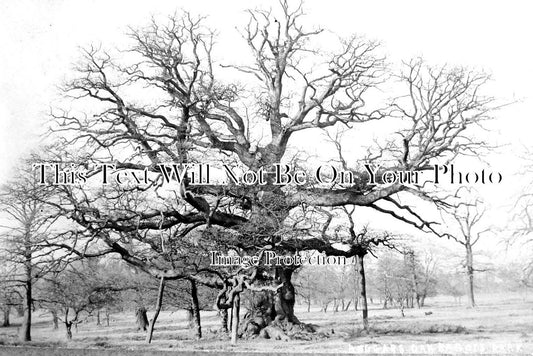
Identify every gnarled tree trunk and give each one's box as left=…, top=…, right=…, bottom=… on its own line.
left=231, top=293, right=240, bottom=345
left=274, top=267, right=298, bottom=324
left=240, top=266, right=315, bottom=341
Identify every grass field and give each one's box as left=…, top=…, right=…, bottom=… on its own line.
left=0, top=293, right=532, bottom=354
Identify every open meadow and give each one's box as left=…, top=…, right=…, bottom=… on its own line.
left=0, top=293, right=531, bottom=355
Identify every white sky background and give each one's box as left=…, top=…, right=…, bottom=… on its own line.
left=0, top=0, right=532, bottom=261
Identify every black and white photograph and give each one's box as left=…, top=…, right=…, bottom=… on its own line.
left=0, top=1, right=532, bottom=355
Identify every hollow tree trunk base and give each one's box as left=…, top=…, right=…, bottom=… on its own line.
left=239, top=268, right=322, bottom=341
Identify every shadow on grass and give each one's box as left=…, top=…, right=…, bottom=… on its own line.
left=0, top=337, right=65, bottom=349
left=345, top=324, right=468, bottom=338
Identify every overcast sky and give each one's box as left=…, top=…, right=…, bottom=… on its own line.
left=0, top=0, right=531, bottom=258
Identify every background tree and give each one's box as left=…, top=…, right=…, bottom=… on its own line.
left=510, top=146, right=533, bottom=286
left=401, top=247, right=437, bottom=308
left=36, top=259, right=121, bottom=340
left=415, top=249, right=438, bottom=307
left=294, top=266, right=319, bottom=312
left=437, top=271, right=467, bottom=305
left=375, top=252, right=413, bottom=316
left=0, top=159, right=60, bottom=341
left=446, top=189, right=490, bottom=308
left=117, top=263, right=217, bottom=342
left=0, top=272, right=22, bottom=327
left=335, top=207, right=395, bottom=331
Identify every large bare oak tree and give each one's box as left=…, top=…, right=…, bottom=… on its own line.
left=44, top=0, right=496, bottom=341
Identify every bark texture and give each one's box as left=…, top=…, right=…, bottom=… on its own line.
left=239, top=267, right=316, bottom=341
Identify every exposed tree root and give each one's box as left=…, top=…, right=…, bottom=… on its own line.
left=240, top=305, right=324, bottom=341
